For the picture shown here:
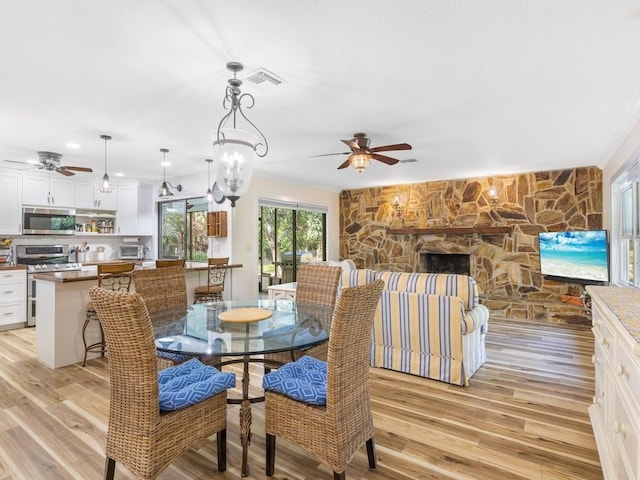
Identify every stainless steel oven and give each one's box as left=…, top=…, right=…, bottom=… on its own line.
left=15, top=245, right=81, bottom=326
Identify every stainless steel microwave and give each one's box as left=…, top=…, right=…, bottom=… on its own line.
left=22, top=207, right=76, bottom=235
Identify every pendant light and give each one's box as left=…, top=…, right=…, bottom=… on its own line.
left=99, top=134, right=113, bottom=193
left=212, top=61, right=269, bottom=207
left=158, top=148, right=182, bottom=199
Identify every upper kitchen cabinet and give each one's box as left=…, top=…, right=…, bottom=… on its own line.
left=22, top=174, right=74, bottom=207
left=75, top=181, right=118, bottom=210
left=0, top=172, right=22, bottom=235
left=116, top=185, right=153, bottom=235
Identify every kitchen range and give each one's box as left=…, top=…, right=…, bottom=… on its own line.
left=15, top=245, right=82, bottom=326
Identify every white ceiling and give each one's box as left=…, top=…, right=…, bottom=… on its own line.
left=2, top=1, right=640, bottom=193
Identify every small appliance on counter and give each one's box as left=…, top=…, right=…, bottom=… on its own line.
left=118, top=244, right=145, bottom=260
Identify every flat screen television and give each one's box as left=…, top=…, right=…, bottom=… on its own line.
left=538, top=230, right=610, bottom=284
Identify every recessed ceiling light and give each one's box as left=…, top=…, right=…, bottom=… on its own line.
left=66, top=142, right=80, bottom=149
left=115, top=172, right=125, bottom=177
left=161, top=161, right=171, bottom=167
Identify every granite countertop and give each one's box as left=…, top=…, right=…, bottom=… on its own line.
left=587, top=286, right=640, bottom=342
left=33, top=263, right=243, bottom=283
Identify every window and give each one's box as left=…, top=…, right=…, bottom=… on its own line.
left=158, top=197, right=209, bottom=262
left=258, top=201, right=327, bottom=290
left=612, top=161, right=640, bottom=287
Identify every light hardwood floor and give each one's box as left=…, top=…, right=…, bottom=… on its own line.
left=0, top=317, right=602, bottom=479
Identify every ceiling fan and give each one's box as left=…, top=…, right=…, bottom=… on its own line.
left=4, top=151, right=93, bottom=176
left=314, top=132, right=412, bottom=172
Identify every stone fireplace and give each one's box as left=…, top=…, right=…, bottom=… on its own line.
left=423, top=253, right=470, bottom=275
left=339, top=166, right=603, bottom=325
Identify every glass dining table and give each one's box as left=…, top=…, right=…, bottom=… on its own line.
left=151, top=298, right=333, bottom=477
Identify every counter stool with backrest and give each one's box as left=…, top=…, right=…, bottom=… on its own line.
left=193, top=257, right=229, bottom=303
left=82, top=262, right=135, bottom=366
left=156, top=259, right=186, bottom=268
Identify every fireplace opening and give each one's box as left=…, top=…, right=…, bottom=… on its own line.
left=423, top=253, right=470, bottom=275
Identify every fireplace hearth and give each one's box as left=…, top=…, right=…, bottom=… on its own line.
left=423, top=253, right=470, bottom=275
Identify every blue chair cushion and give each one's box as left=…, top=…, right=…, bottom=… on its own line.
left=158, top=358, right=236, bottom=411
left=157, top=350, right=191, bottom=364
left=262, top=355, right=327, bottom=406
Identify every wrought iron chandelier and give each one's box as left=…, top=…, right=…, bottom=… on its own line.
left=212, top=61, right=268, bottom=207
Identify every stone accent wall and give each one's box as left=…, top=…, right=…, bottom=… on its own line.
left=339, top=166, right=603, bottom=325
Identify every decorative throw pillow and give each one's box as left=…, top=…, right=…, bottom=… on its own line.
left=158, top=358, right=236, bottom=411
left=157, top=350, right=191, bottom=364
left=262, top=355, right=327, bottom=406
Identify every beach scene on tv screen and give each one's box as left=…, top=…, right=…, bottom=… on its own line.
left=539, top=231, right=609, bottom=282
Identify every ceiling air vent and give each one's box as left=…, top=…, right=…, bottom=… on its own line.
left=400, top=158, right=417, bottom=163
left=245, top=67, right=285, bottom=86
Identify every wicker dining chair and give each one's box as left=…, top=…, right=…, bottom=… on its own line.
left=193, top=257, right=228, bottom=303
left=155, top=258, right=186, bottom=268
left=264, top=264, right=341, bottom=372
left=82, top=262, right=135, bottom=366
left=263, top=279, right=384, bottom=480
left=133, top=265, right=190, bottom=369
left=88, top=286, right=232, bottom=480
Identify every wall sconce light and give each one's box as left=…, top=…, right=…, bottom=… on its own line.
left=158, top=148, right=182, bottom=199
left=488, top=186, right=499, bottom=206
left=392, top=196, right=402, bottom=213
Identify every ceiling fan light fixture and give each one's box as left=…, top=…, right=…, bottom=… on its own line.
left=99, top=134, right=113, bottom=193
left=350, top=153, right=371, bottom=173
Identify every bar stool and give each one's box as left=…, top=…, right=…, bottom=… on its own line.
left=82, top=262, right=135, bottom=366
left=193, top=257, right=228, bottom=303
left=156, top=258, right=186, bottom=268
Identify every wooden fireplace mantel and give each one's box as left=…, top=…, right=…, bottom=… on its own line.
left=386, top=226, right=512, bottom=235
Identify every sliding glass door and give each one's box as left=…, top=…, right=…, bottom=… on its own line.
left=259, top=202, right=326, bottom=290
left=158, top=197, right=209, bottom=261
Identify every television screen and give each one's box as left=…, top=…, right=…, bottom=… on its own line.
left=538, top=230, right=610, bottom=284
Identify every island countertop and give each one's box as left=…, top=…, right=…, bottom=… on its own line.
left=586, top=285, right=640, bottom=343
left=33, top=262, right=243, bottom=283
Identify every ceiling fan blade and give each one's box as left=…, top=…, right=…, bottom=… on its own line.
left=369, top=143, right=412, bottom=153
left=56, top=168, right=75, bottom=176
left=309, top=152, right=350, bottom=158
left=371, top=153, right=400, bottom=165
left=341, top=139, right=359, bottom=150
left=3, top=159, right=30, bottom=165
left=337, top=159, right=351, bottom=169
left=63, top=165, right=93, bottom=172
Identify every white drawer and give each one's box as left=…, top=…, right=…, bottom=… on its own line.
left=0, top=281, right=25, bottom=303
left=0, top=270, right=26, bottom=284
left=615, top=337, right=640, bottom=410
left=0, top=301, right=26, bottom=326
left=614, top=393, right=640, bottom=480
left=592, top=321, right=614, bottom=363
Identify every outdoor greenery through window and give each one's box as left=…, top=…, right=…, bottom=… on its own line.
left=159, top=197, right=209, bottom=262
left=259, top=202, right=326, bottom=290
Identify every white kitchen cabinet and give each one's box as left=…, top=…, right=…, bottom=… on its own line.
left=0, top=268, right=26, bottom=329
left=587, top=286, right=640, bottom=480
left=75, top=181, right=118, bottom=210
left=22, top=174, right=74, bottom=207
left=116, top=185, right=153, bottom=235
left=0, top=172, right=22, bottom=235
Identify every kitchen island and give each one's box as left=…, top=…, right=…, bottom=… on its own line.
left=34, top=262, right=242, bottom=368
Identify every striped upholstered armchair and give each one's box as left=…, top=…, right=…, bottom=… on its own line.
left=339, top=269, right=489, bottom=386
